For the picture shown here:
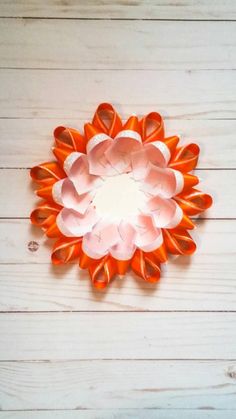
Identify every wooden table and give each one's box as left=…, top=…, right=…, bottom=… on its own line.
left=0, top=1, right=236, bottom=418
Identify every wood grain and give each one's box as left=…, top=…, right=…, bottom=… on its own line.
left=0, top=411, right=236, bottom=419
left=0, top=0, right=235, bottom=415
left=1, top=312, right=236, bottom=360
left=0, top=0, right=235, bottom=20
left=0, top=69, right=235, bottom=119
left=0, top=219, right=234, bottom=264
left=1, top=19, right=235, bottom=70
left=0, top=220, right=235, bottom=312
left=0, top=257, right=235, bottom=312
left=1, top=118, right=236, bottom=169
left=0, top=361, right=236, bottom=410
left=0, top=168, right=231, bottom=218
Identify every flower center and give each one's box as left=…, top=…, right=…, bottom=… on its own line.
left=93, top=173, right=146, bottom=220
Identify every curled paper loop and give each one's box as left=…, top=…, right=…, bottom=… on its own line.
left=52, top=237, right=82, bottom=264
left=131, top=249, right=161, bottom=283
left=175, top=188, right=213, bottom=216
left=140, top=112, right=164, bottom=143
left=169, top=143, right=200, bottom=172
left=54, top=126, right=86, bottom=153
left=89, top=256, right=117, bottom=289
left=30, top=162, right=65, bottom=186
left=30, top=103, right=212, bottom=289
left=92, top=102, right=123, bottom=138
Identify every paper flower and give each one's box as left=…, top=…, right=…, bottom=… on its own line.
left=30, top=103, right=212, bottom=288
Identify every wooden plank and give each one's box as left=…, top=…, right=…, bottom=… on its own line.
left=0, top=219, right=234, bottom=264
left=1, top=118, right=235, bottom=169
left=0, top=168, right=232, bottom=218
left=1, top=19, right=235, bottom=70
left=0, top=312, right=236, bottom=360
left=0, top=414, right=233, bottom=419
left=0, top=361, right=236, bottom=411
left=0, top=254, right=235, bottom=312
left=0, top=0, right=236, bottom=20
left=0, top=69, right=235, bottom=119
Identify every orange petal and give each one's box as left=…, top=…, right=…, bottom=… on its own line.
left=45, top=222, right=62, bottom=238
left=140, top=112, right=164, bottom=143
left=182, top=173, right=199, bottom=191
left=54, top=126, right=86, bottom=153
left=115, top=259, right=131, bottom=276
left=84, top=123, right=103, bottom=142
left=175, top=189, right=213, bottom=216
left=51, top=237, right=82, bottom=264
left=177, top=213, right=195, bottom=230
left=163, top=136, right=179, bottom=157
left=123, top=115, right=141, bottom=135
left=36, top=184, right=54, bottom=202
left=30, top=202, right=61, bottom=228
left=170, top=143, right=200, bottom=172
left=89, top=256, right=117, bottom=289
left=53, top=147, right=72, bottom=166
left=131, top=249, right=161, bottom=283
left=146, top=243, right=168, bottom=263
left=30, top=162, right=65, bottom=186
left=79, top=249, right=98, bottom=269
left=163, top=228, right=196, bottom=255
left=92, top=102, right=122, bottom=138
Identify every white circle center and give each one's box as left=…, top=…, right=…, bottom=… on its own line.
left=93, top=173, right=146, bottom=220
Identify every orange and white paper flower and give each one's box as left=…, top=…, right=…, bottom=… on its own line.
left=30, top=103, right=212, bottom=289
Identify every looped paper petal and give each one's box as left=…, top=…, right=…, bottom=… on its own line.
left=133, top=214, right=163, bottom=252
left=142, top=165, right=184, bottom=198
left=105, top=116, right=142, bottom=173
left=169, top=143, right=200, bottom=172
left=56, top=207, right=99, bottom=237
left=140, top=112, right=164, bottom=143
left=85, top=123, right=118, bottom=176
left=52, top=237, right=82, bottom=264
left=30, top=162, right=65, bottom=186
left=64, top=152, right=102, bottom=194
left=131, top=141, right=170, bottom=180
left=131, top=249, right=161, bottom=283
left=92, top=102, right=123, bottom=138
left=110, top=221, right=136, bottom=260
left=146, top=196, right=183, bottom=229
left=175, top=188, right=213, bottom=215
left=82, top=219, right=121, bottom=259
left=163, top=228, right=196, bottom=255
left=30, top=201, right=61, bottom=228
left=89, top=256, right=117, bottom=289
left=52, top=178, right=94, bottom=214
left=54, top=126, right=86, bottom=153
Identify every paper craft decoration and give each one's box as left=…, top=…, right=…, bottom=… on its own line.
left=30, top=103, right=212, bottom=289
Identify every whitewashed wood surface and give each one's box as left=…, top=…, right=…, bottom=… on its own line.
left=0, top=1, right=235, bottom=418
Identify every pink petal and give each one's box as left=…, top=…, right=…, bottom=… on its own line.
left=145, top=141, right=170, bottom=166
left=146, top=196, right=183, bottom=229
left=56, top=206, right=99, bottom=237
left=87, top=133, right=118, bottom=176
left=52, top=178, right=94, bottom=214
left=131, top=142, right=170, bottom=181
left=132, top=214, right=163, bottom=252
left=110, top=220, right=136, bottom=260
left=68, top=154, right=102, bottom=194
left=141, top=165, right=183, bottom=199
left=82, top=219, right=121, bottom=259
left=131, top=148, right=150, bottom=180
left=105, top=136, right=142, bottom=174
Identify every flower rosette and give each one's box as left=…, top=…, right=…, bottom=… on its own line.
left=30, top=103, right=212, bottom=289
